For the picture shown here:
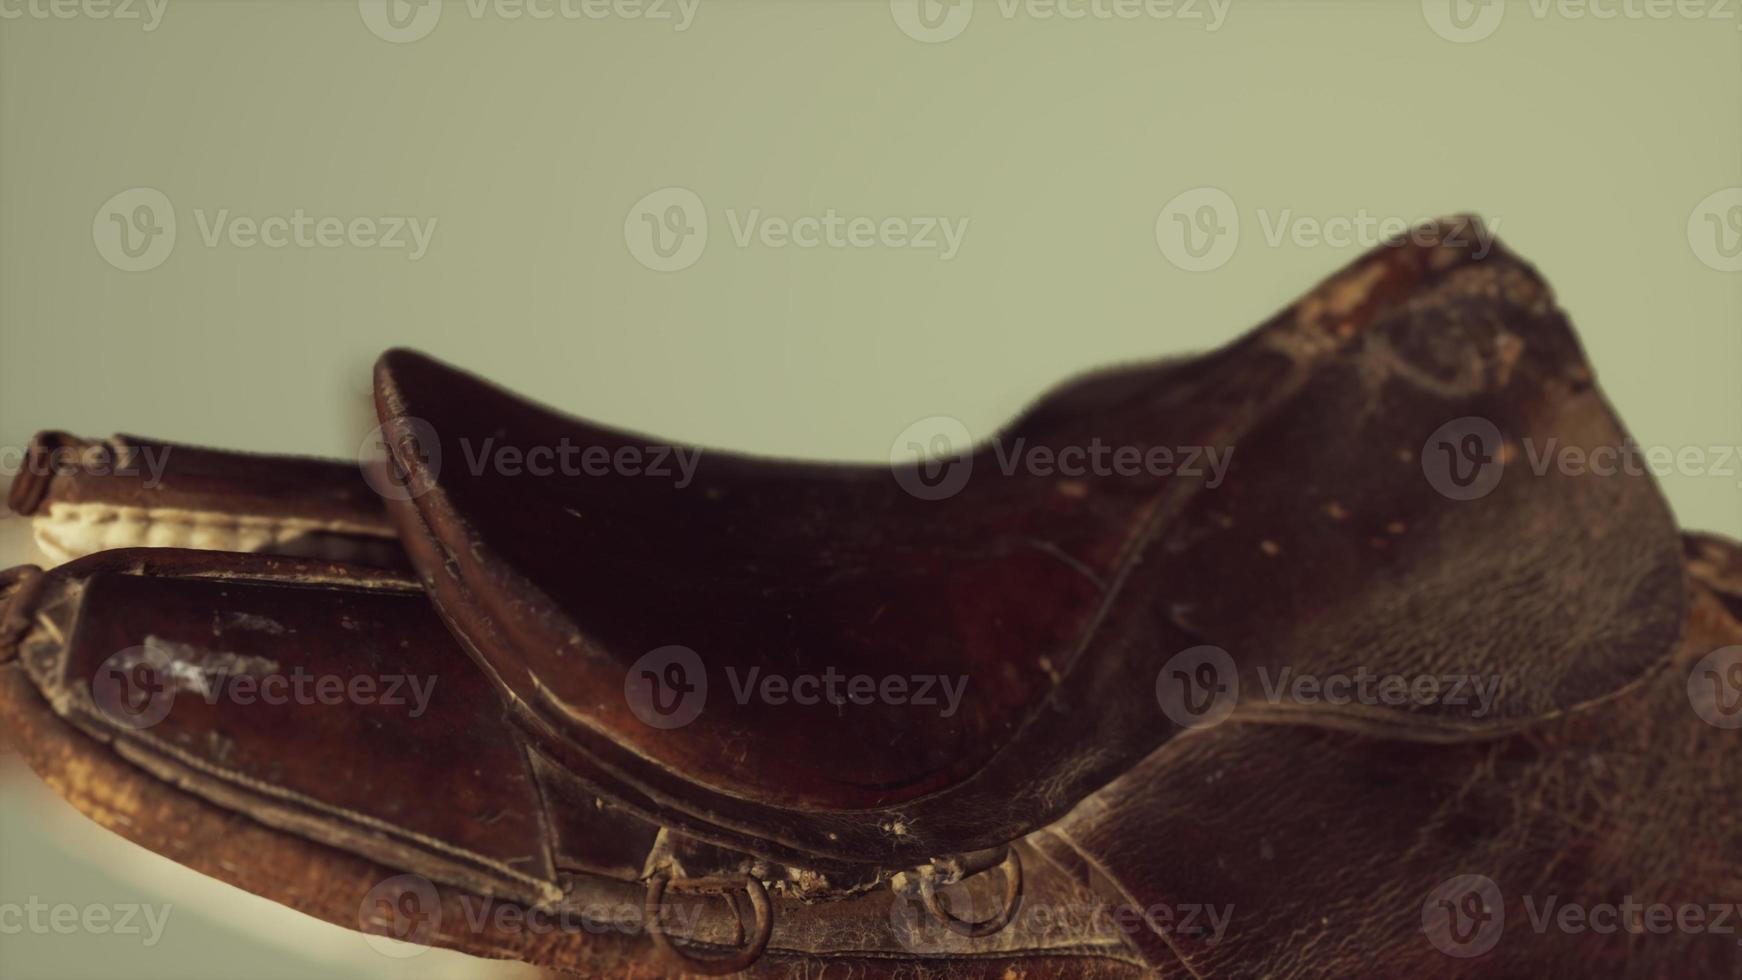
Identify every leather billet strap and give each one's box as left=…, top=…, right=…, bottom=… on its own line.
left=9, top=432, right=401, bottom=568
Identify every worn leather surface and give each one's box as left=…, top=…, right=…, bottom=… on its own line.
left=1035, top=549, right=1742, bottom=979
left=0, top=634, right=1149, bottom=977
left=10, top=549, right=569, bottom=906
left=0, top=219, right=1724, bottom=977
left=374, top=217, right=1683, bottom=868
left=2, top=538, right=1734, bottom=976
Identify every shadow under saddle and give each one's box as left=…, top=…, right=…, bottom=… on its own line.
left=1, top=217, right=1737, bottom=978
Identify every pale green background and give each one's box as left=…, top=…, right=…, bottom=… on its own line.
left=1, top=1, right=1739, bottom=977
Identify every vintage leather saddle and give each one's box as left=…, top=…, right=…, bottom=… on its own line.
left=2, top=217, right=1737, bottom=977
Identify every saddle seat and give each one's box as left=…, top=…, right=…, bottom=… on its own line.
left=371, top=217, right=1685, bottom=870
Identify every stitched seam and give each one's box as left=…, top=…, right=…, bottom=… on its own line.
left=1045, top=828, right=1207, bottom=980
left=40, top=502, right=391, bottom=539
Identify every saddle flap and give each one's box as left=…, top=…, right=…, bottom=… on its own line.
left=1035, top=535, right=1742, bottom=977
left=6, top=549, right=561, bottom=906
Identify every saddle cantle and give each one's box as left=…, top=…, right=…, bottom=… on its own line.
left=0, top=217, right=1731, bottom=977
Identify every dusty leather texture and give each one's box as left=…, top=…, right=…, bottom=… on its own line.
left=1, top=539, right=1735, bottom=976
left=0, top=219, right=1730, bottom=977
left=1036, top=563, right=1742, bottom=979
left=0, top=643, right=1150, bottom=977
left=12, top=550, right=568, bottom=907
left=372, top=216, right=1683, bottom=869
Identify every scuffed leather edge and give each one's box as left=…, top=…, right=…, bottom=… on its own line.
left=0, top=665, right=1157, bottom=978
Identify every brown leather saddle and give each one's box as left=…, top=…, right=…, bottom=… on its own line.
left=2, top=217, right=1736, bottom=977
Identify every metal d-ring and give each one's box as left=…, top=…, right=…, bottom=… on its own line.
left=919, top=847, right=1024, bottom=938
left=644, top=872, right=773, bottom=975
